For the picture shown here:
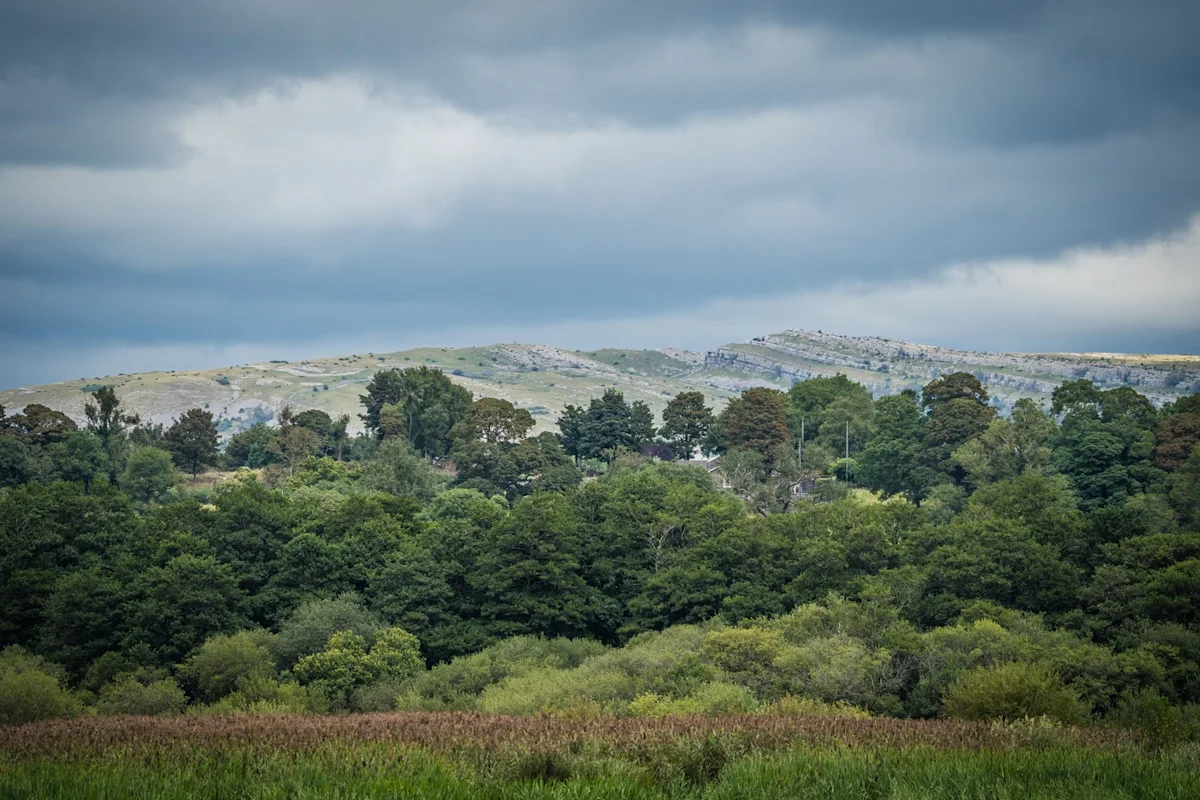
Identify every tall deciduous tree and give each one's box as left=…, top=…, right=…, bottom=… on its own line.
left=121, top=446, right=176, bottom=502
left=953, top=398, right=1055, bottom=488
left=630, top=401, right=657, bottom=450
left=717, top=387, right=790, bottom=463
left=1157, top=412, right=1200, bottom=472
left=454, top=398, right=535, bottom=444
left=85, top=386, right=139, bottom=481
left=166, top=408, right=219, bottom=477
left=787, top=374, right=872, bottom=442
left=470, top=493, right=593, bottom=639
left=6, top=404, right=77, bottom=445
left=331, top=414, right=351, bottom=461
left=660, top=391, right=714, bottom=458
left=359, top=367, right=472, bottom=457
left=856, top=390, right=927, bottom=497
left=1050, top=380, right=1165, bottom=509
left=274, top=425, right=321, bottom=476
left=920, top=372, right=995, bottom=484
left=50, top=431, right=109, bottom=492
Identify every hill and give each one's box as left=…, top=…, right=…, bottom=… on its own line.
left=2, top=329, right=1198, bottom=438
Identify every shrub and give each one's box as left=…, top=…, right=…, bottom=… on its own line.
left=942, top=662, right=1085, bottom=725
left=273, top=594, right=382, bottom=669
left=773, top=633, right=896, bottom=709
left=293, top=627, right=424, bottom=711
left=183, top=628, right=277, bottom=702
left=0, top=647, right=82, bottom=724
left=762, top=695, right=872, bottom=719
left=201, top=676, right=324, bottom=715
left=629, top=682, right=759, bottom=717
left=1106, top=689, right=1189, bottom=749
left=702, top=628, right=787, bottom=688
left=412, top=636, right=608, bottom=709
left=97, top=672, right=187, bottom=716
left=478, top=667, right=633, bottom=716
left=353, top=681, right=406, bottom=712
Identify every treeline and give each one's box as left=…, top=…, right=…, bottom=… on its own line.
left=0, top=367, right=1198, bottom=732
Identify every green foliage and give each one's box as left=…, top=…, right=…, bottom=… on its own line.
left=362, top=437, right=445, bottom=500
left=716, top=388, right=790, bottom=463
left=660, top=392, right=714, bottom=458
left=183, top=628, right=277, bottom=702
left=0, top=380, right=1198, bottom=730
left=0, top=434, right=34, bottom=487
left=941, top=662, right=1085, bottom=724
left=629, top=682, right=759, bottom=716
left=1106, top=688, right=1191, bottom=748
left=453, top=398, right=535, bottom=443
left=294, top=626, right=422, bottom=710
left=359, top=367, right=472, bottom=456
left=97, top=670, right=187, bottom=716
left=124, top=554, right=246, bottom=664
left=50, top=430, right=110, bottom=491
left=953, top=399, right=1055, bottom=488
left=787, top=375, right=872, bottom=442
left=166, top=408, right=219, bottom=477
left=121, top=446, right=176, bottom=502
left=0, top=646, right=81, bottom=724
left=471, top=493, right=593, bottom=639
left=273, top=595, right=382, bottom=670
left=225, top=424, right=281, bottom=468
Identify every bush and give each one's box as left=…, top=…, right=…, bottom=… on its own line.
left=941, top=662, right=1085, bottom=725
left=478, top=666, right=630, bottom=716
left=761, top=695, right=871, bottom=719
left=273, top=595, right=382, bottom=669
left=702, top=628, right=787, bottom=690
left=97, top=672, right=187, bottom=716
left=1106, top=689, right=1189, bottom=749
left=183, top=628, right=277, bottom=702
left=0, top=647, right=82, bottom=724
left=293, top=627, right=425, bottom=711
left=201, top=676, right=324, bottom=715
left=772, top=633, right=896, bottom=709
left=354, top=681, right=406, bottom=712
left=629, top=683, right=759, bottom=717
left=412, top=636, right=608, bottom=710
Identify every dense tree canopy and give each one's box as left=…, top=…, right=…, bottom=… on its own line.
left=2, top=374, right=1199, bottom=729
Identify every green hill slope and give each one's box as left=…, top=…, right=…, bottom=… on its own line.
left=2, top=330, right=1197, bottom=438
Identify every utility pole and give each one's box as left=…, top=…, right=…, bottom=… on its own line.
left=798, top=417, right=804, bottom=472
left=844, top=420, right=850, bottom=484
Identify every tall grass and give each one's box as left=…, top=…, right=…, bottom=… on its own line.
left=3, top=743, right=1197, bottom=800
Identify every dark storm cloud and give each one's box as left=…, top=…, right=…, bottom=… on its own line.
left=0, top=1, right=1198, bottom=386
left=2, top=1, right=1197, bottom=161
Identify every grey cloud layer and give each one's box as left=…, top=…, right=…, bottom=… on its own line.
left=0, top=1, right=1197, bottom=386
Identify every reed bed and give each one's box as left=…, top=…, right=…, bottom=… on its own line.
left=1, top=711, right=1132, bottom=761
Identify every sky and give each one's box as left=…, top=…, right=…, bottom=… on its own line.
left=1, top=1, right=1199, bottom=387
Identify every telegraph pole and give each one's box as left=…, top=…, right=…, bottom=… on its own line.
left=844, top=420, right=850, bottom=484
left=798, top=418, right=804, bottom=472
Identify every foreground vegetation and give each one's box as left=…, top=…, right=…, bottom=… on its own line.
left=3, top=712, right=1197, bottom=799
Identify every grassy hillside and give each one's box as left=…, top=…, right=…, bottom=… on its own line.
left=0, top=343, right=729, bottom=438
left=3, top=329, right=1197, bottom=438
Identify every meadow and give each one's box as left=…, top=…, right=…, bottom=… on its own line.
left=2, top=712, right=1196, bottom=799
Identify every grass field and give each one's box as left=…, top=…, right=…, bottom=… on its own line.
left=2, top=712, right=1194, bottom=799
